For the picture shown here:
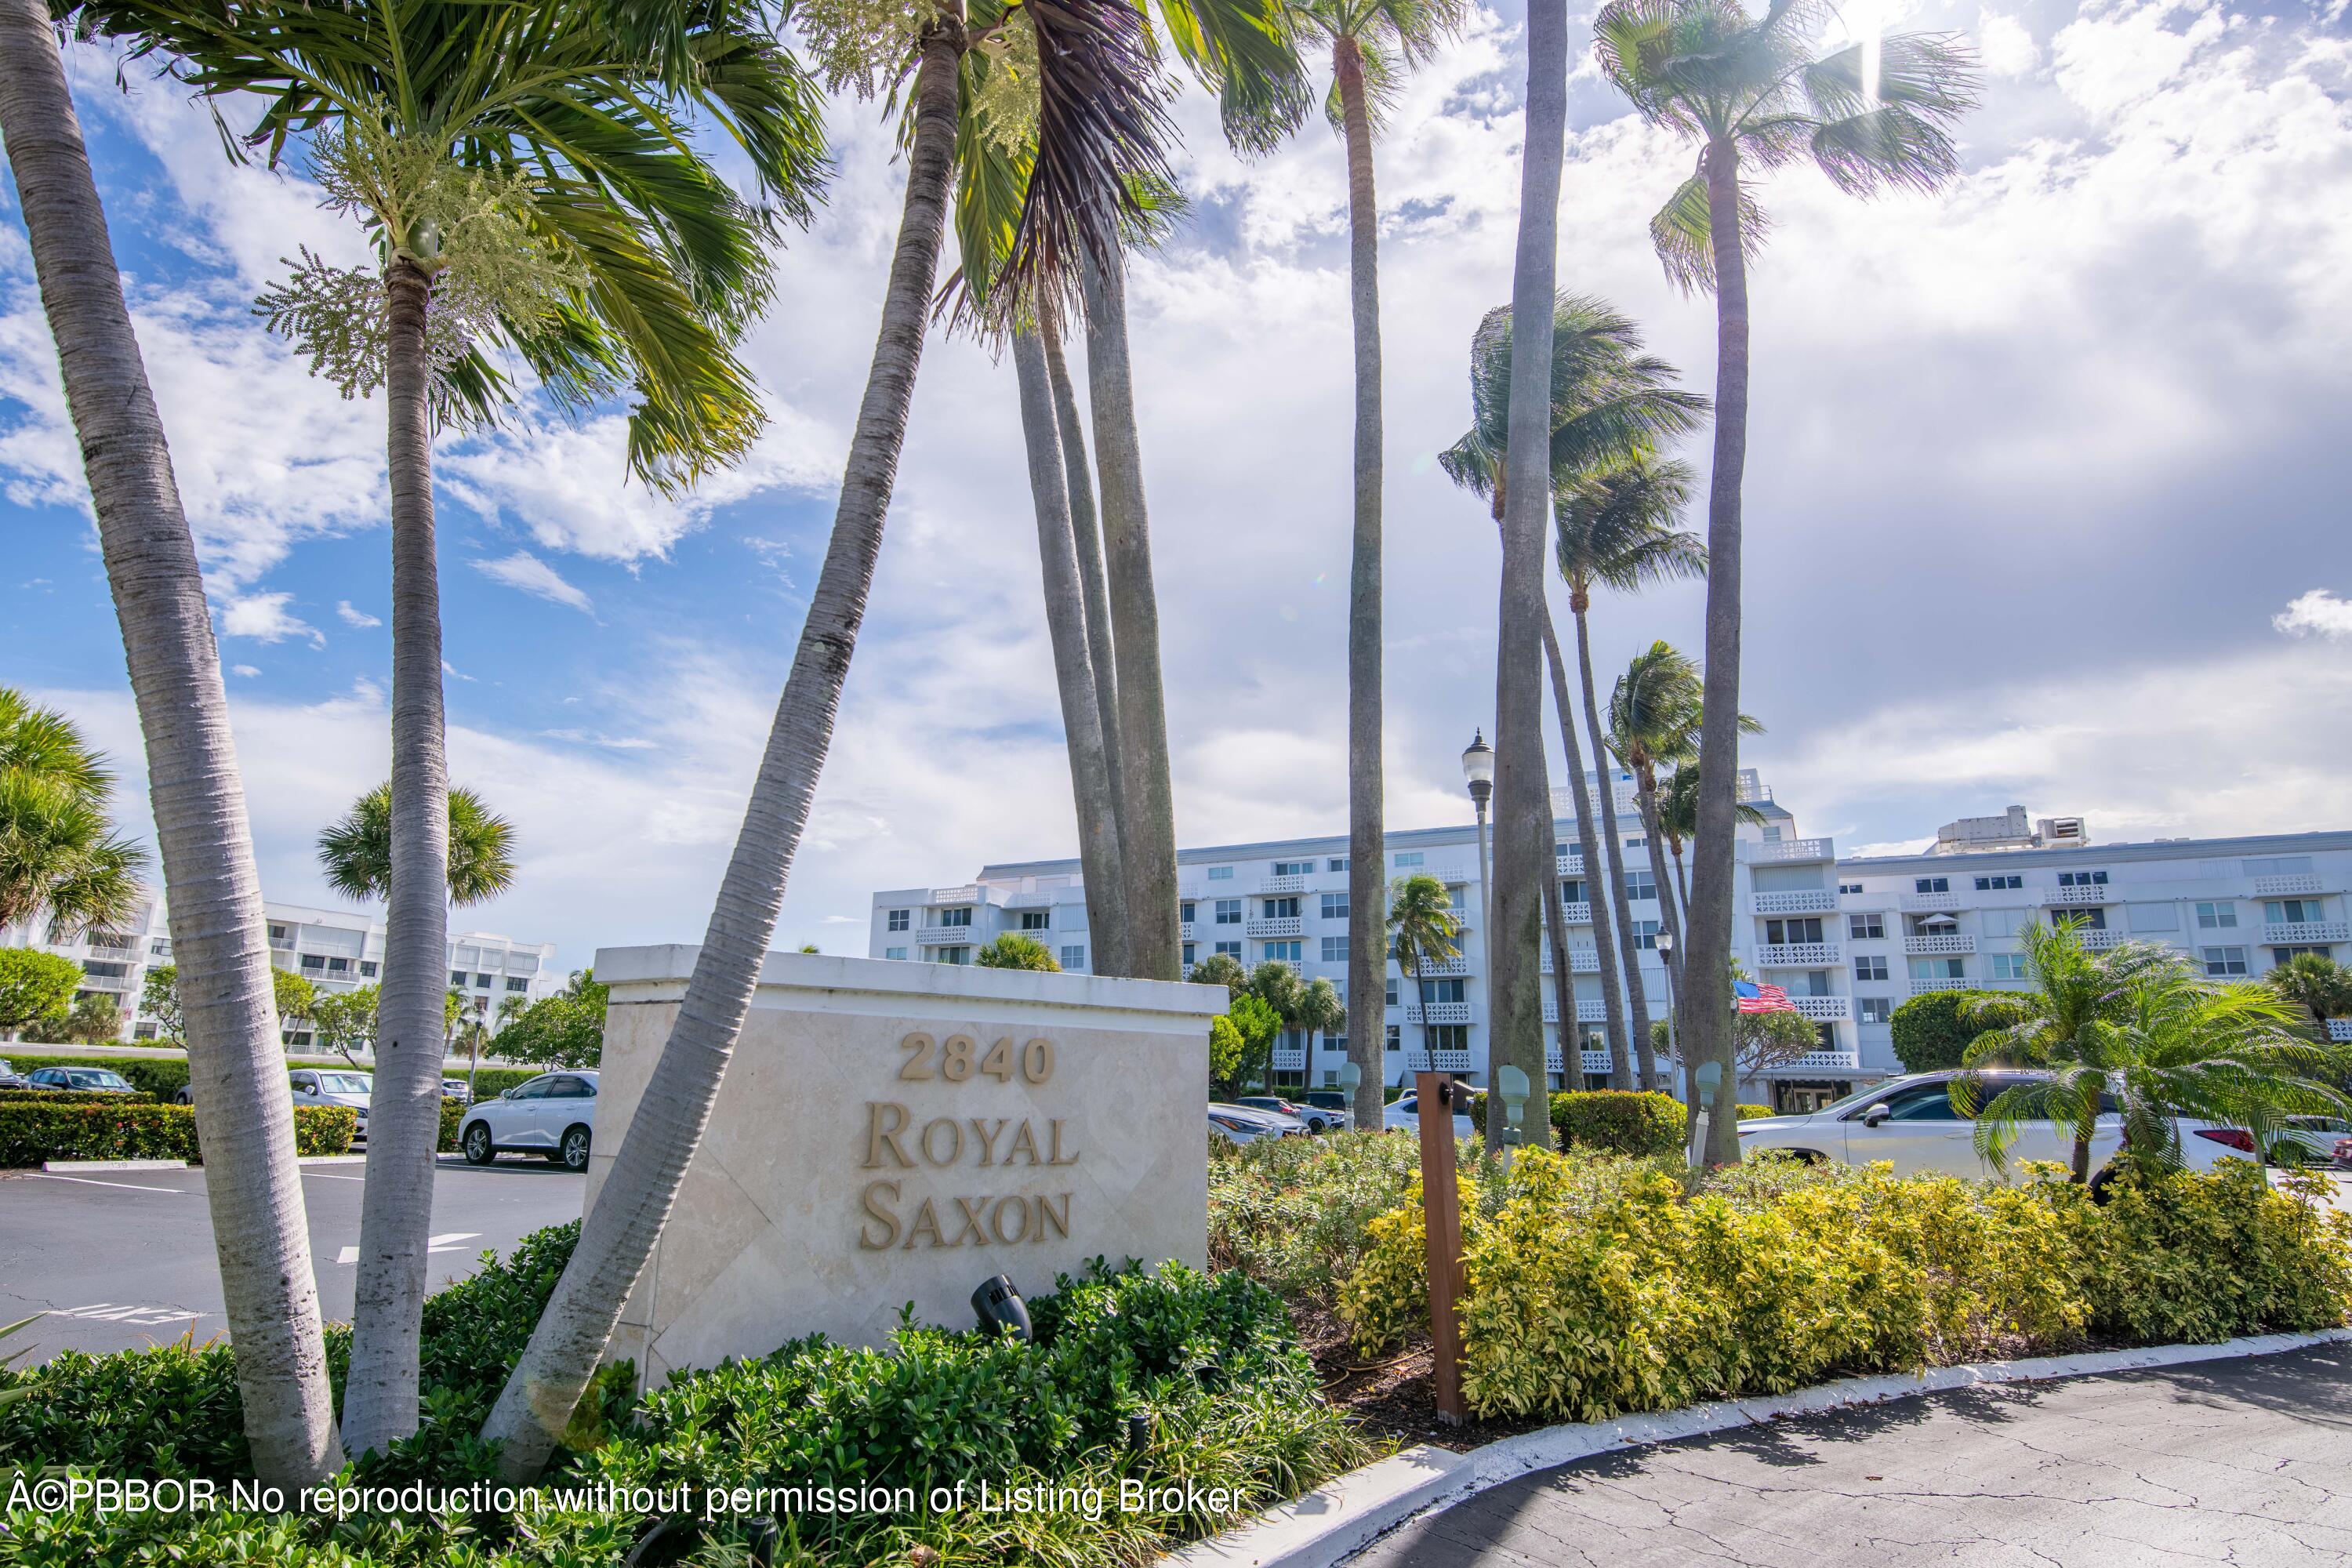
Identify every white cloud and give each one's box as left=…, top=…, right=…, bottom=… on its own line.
left=2273, top=590, right=2352, bottom=641
left=230, top=664, right=260, bottom=678
left=1976, top=10, right=2042, bottom=78
left=336, top=601, right=381, bottom=628
left=220, top=591, right=323, bottom=647
left=472, top=551, right=593, bottom=614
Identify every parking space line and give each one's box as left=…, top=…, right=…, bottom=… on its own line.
left=302, top=1171, right=365, bottom=1181
left=28, top=1173, right=185, bottom=1194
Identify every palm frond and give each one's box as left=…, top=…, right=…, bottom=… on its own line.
left=1153, top=0, right=1315, bottom=154
left=1646, top=166, right=1768, bottom=295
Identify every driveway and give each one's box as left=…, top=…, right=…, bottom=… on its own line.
left=1350, top=1341, right=2352, bottom=1567
left=0, top=1155, right=583, bottom=1360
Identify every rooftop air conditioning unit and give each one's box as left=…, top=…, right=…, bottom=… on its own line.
left=2038, top=817, right=2087, bottom=847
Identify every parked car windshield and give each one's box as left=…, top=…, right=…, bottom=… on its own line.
left=68, top=1069, right=130, bottom=1089
left=318, top=1073, right=373, bottom=1094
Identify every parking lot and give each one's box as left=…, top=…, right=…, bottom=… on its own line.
left=0, top=1155, right=584, bottom=1360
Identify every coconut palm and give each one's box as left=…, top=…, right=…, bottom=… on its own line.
left=77, top=0, right=830, bottom=1456
left=0, top=2, right=339, bottom=1484
left=1956, top=920, right=2350, bottom=1181
left=1650, top=753, right=1769, bottom=945
left=1188, top=950, right=1250, bottom=996
left=1610, top=641, right=1759, bottom=973
left=482, top=0, right=1178, bottom=1479
left=2267, top=953, right=2352, bottom=1037
left=0, top=689, right=148, bottom=938
left=316, top=783, right=517, bottom=909
left=1439, top=296, right=1706, bottom=1094
left=1386, top=872, right=1461, bottom=1087
left=1596, top=0, right=1977, bottom=1167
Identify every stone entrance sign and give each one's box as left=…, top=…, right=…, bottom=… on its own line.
left=590, top=945, right=1222, bottom=1381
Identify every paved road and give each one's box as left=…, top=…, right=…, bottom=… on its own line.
left=0, top=1155, right=583, bottom=1360
left=1352, top=1343, right=2352, bottom=1568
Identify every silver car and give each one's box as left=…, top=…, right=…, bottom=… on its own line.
left=458, top=1070, right=598, bottom=1170
left=288, top=1068, right=373, bottom=1144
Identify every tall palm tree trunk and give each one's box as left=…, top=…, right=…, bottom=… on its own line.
left=479, top=20, right=964, bottom=1479
left=1043, top=325, right=1127, bottom=893
left=1689, top=136, right=1750, bottom=1168
left=1485, top=0, right=1567, bottom=1149
left=1079, top=256, right=1179, bottom=981
left=1670, top=837, right=1690, bottom=920
left=342, top=253, right=455, bottom=1457
left=0, top=0, right=339, bottom=1484
left=1573, top=604, right=1650, bottom=1091
left=1538, top=612, right=1625, bottom=1084
left=1335, top=35, right=1387, bottom=1133
left=1012, top=326, right=1127, bottom=974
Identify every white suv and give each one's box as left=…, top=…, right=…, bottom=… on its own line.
left=1736, top=1069, right=2248, bottom=1179
left=458, top=1071, right=598, bottom=1171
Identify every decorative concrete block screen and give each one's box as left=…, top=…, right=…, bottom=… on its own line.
left=590, top=946, right=1223, bottom=1381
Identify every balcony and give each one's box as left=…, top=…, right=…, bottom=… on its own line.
left=1004, top=891, right=1054, bottom=909
left=2045, top=884, right=2110, bottom=906
left=1541, top=997, right=1610, bottom=1024
left=1257, top=874, right=1308, bottom=895
left=1555, top=853, right=1585, bottom=878
left=1910, top=977, right=1972, bottom=994
left=1399, top=1047, right=1475, bottom=1073
left=1404, top=1001, right=1472, bottom=1025
left=914, top=925, right=975, bottom=946
left=1758, top=942, right=1841, bottom=967
left=1542, top=1048, right=1614, bottom=1075
left=928, top=884, right=982, bottom=906
left=2079, top=929, right=2125, bottom=950
left=2253, top=874, right=2325, bottom=898
left=1560, top=901, right=1592, bottom=924
left=1245, top=916, right=1304, bottom=938
left=1752, top=890, right=1838, bottom=916
left=1765, top=1049, right=1861, bottom=1072
left=1417, top=954, right=1473, bottom=978
left=1269, top=1045, right=1305, bottom=1070
left=1178, top=920, right=1196, bottom=941
left=1900, top=891, right=1962, bottom=912
left=2330, top=1019, right=2352, bottom=1043
left=1904, top=934, right=1976, bottom=956
left=1789, top=995, right=1850, bottom=1021
left=2264, top=920, right=2349, bottom=944
left=1741, top=837, right=1833, bottom=863
left=1541, top=946, right=1601, bottom=974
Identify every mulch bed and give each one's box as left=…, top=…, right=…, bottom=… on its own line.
left=1290, top=1298, right=1552, bottom=1454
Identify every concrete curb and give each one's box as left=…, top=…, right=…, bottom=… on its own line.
left=1164, top=1327, right=2352, bottom=1568
left=41, top=1158, right=187, bottom=1172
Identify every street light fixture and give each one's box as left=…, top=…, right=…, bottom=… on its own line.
left=1461, top=729, right=1496, bottom=940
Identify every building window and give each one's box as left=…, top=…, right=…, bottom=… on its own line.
left=1630, top=920, right=1661, bottom=950
left=885, top=946, right=908, bottom=960
left=132, top=1022, right=158, bottom=1040
left=1857, top=996, right=1893, bottom=1025
left=1180, top=901, right=1196, bottom=924
left=2201, top=946, right=2249, bottom=978
left=1060, top=945, right=1085, bottom=970
left=887, top=909, right=909, bottom=932
left=940, top=907, right=972, bottom=928
left=2060, top=907, right=2107, bottom=930
left=1914, top=877, right=1949, bottom=894
left=1909, top=956, right=1966, bottom=980
left=1214, top=898, right=1243, bottom=924
left=449, top=968, right=467, bottom=985
left=1991, top=953, right=2030, bottom=981
left=1263, top=896, right=1301, bottom=920
left=941, top=947, right=971, bottom=966
left=1849, top=913, right=1885, bottom=940
left=474, top=972, right=492, bottom=989
left=1272, top=860, right=1313, bottom=877
left=268, top=923, right=289, bottom=941
left=297, top=953, right=327, bottom=971
left=1020, top=911, right=1051, bottom=930
left=1838, top=882, right=1863, bottom=895
left=1207, top=866, right=1234, bottom=880
left=2272, top=945, right=2332, bottom=965
left=359, top=960, right=378, bottom=978
left=1426, top=977, right=1467, bottom=1004
left=1560, top=879, right=1588, bottom=907
left=2195, top=901, right=2237, bottom=929
left=1974, top=874, right=2022, bottom=891
left=1394, top=851, right=1424, bottom=868
left=1385, top=978, right=1400, bottom=1007
left=1264, top=940, right=1303, bottom=964
left=1323, top=1036, right=1345, bottom=1062
left=1320, top=892, right=1349, bottom=920
left=1766, top=917, right=1824, bottom=945
left=2265, top=898, right=2324, bottom=924
left=1625, top=869, right=1657, bottom=901
left=1328, top=858, right=1349, bottom=872
left=1855, top=955, right=1889, bottom=982
left=506, top=976, right=528, bottom=993
left=1321, top=935, right=1348, bottom=963
left=1181, top=942, right=1196, bottom=966
left=1214, top=940, right=1242, bottom=960
left=1385, top=1024, right=1401, bottom=1051
left=2059, top=869, right=2108, bottom=886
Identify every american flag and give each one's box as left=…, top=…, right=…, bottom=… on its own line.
left=1733, top=978, right=1796, bottom=1014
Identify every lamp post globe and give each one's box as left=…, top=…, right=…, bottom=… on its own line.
left=1461, top=729, right=1496, bottom=956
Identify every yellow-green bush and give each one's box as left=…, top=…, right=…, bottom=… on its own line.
left=2083, top=1162, right=2352, bottom=1345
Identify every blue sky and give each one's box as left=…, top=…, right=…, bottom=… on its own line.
left=5, top=0, right=2350, bottom=973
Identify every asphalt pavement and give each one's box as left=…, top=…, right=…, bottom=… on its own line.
left=0, top=1154, right=583, bottom=1360
left=1350, top=1341, right=2352, bottom=1568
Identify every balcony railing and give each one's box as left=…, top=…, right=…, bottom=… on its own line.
left=1762, top=1049, right=1861, bottom=1072
left=1560, top=901, right=1592, bottom=924
left=1404, top=1001, right=1472, bottom=1025
left=928, top=884, right=982, bottom=906
left=1269, top=1046, right=1305, bottom=1070
left=2253, top=874, right=2325, bottom=898
left=1257, top=874, right=1308, bottom=895
left=1245, top=916, right=1304, bottom=938
left=2331, top=1018, right=2352, bottom=1043
left=1741, top=837, right=1833, bottom=863
left=2264, top=920, right=2349, bottom=944
left=1900, top=891, right=1962, bottom=912
left=1416, top=955, right=1473, bottom=978
left=2078, top=929, right=2124, bottom=949
left=1178, top=920, right=1196, bottom=941
left=1910, top=977, right=1972, bottom=994
left=1399, top=1047, right=1475, bottom=1073
left=1904, top=934, right=1976, bottom=956
left=1752, top=890, right=1838, bottom=916
left=2045, top=884, right=2110, bottom=906
left=1790, top=995, right=1850, bottom=1021
left=1758, top=942, right=1841, bottom=967
left=1004, top=891, right=1054, bottom=909
left=1541, top=997, right=1611, bottom=1024
left=1543, top=1048, right=1614, bottom=1075
left=1541, top=947, right=1601, bottom=974
left=1555, top=853, right=1585, bottom=878
left=914, top=925, right=975, bottom=946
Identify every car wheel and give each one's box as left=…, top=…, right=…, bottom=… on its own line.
left=463, top=1123, right=494, bottom=1165
left=559, top=1125, right=591, bottom=1172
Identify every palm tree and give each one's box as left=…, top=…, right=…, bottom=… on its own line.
left=1596, top=0, right=1977, bottom=1167
left=1650, top=753, right=1769, bottom=956
left=317, top=784, right=517, bottom=908
left=83, top=0, right=829, bottom=1457
left=2268, top=953, right=2352, bottom=1039
left=0, top=0, right=339, bottom=1484
left=975, top=932, right=1061, bottom=971
left=1958, top=920, right=2350, bottom=1181
left=0, top=689, right=148, bottom=937
left=482, top=0, right=1178, bottom=1479
left=1439, top=296, right=1704, bottom=1094
left=1386, top=872, right=1462, bottom=1088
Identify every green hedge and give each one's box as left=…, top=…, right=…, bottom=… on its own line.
left=0, top=1102, right=355, bottom=1166
left=1736, top=1103, right=1776, bottom=1120
left=448, top=1065, right=541, bottom=1099
left=0, top=1054, right=192, bottom=1099
left=0, top=1088, right=157, bottom=1106
left=438, top=1096, right=463, bottom=1152
left=1549, top=1089, right=1686, bottom=1156
left=1889, top=989, right=2031, bottom=1073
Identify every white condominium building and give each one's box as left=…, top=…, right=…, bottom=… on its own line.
left=869, top=768, right=1863, bottom=1106
left=870, top=782, right=2352, bottom=1110
left=2, top=896, right=564, bottom=1049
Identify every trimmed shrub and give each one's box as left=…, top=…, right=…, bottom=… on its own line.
left=449, top=1065, right=540, bottom=1100
left=0, top=1053, right=192, bottom=1100
left=1888, top=989, right=2031, bottom=1073
left=1735, top=1103, right=1776, bottom=1120
left=2083, top=1162, right=2352, bottom=1344
left=1550, top=1089, right=1686, bottom=1156
left=0, top=1088, right=156, bottom=1106
left=438, top=1095, right=463, bottom=1152
left=0, top=1102, right=354, bottom=1166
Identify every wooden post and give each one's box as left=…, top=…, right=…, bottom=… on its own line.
left=1414, top=1070, right=1468, bottom=1425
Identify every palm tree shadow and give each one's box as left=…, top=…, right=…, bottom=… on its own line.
left=2125, top=1341, right=2352, bottom=1431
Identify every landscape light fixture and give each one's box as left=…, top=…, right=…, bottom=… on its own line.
left=971, top=1273, right=1033, bottom=1342
left=1496, top=1065, right=1530, bottom=1148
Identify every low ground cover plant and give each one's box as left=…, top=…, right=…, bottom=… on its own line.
left=0, top=1225, right=1373, bottom=1566
left=0, top=1101, right=354, bottom=1165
